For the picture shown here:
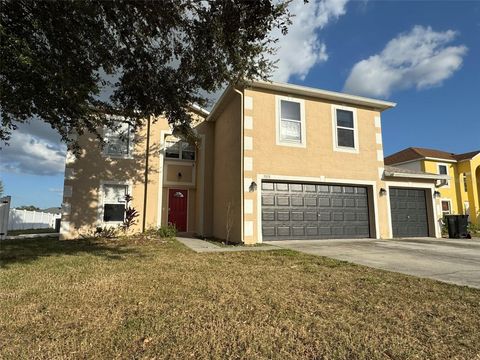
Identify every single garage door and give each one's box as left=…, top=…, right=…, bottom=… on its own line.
left=261, top=181, right=371, bottom=240
left=389, top=187, right=429, bottom=237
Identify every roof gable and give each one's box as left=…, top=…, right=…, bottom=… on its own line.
left=385, top=147, right=480, bottom=165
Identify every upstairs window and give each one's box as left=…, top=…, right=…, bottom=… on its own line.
left=463, top=174, right=468, bottom=192
left=333, top=106, right=358, bottom=152
left=437, top=164, right=449, bottom=187
left=276, top=97, right=305, bottom=147
left=104, top=121, right=132, bottom=157
left=165, top=140, right=196, bottom=161
left=102, top=184, right=128, bottom=222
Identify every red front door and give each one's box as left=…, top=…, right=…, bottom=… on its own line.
left=168, top=189, right=188, bottom=232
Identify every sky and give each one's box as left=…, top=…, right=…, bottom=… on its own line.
left=1, top=0, right=479, bottom=208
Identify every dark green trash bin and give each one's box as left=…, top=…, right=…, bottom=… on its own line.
left=445, top=215, right=469, bottom=238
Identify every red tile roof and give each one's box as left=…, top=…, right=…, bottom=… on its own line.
left=384, top=147, right=480, bottom=165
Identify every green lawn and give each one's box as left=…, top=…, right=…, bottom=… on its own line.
left=1, top=236, right=479, bottom=359
left=7, top=228, right=57, bottom=236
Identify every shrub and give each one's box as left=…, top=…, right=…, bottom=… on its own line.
left=156, top=224, right=177, bottom=238
left=94, top=226, right=119, bottom=239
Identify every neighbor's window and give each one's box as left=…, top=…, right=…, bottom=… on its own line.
left=438, top=164, right=449, bottom=186
left=335, top=108, right=356, bottom=149
left=103, top=184, right=127, bottom=222
left=463, top=174, right=468, bottom=192
left=104, top=121, right=132, bottom=156
left=165, top=140, right=196, bottom=160
left=279, top=99, right=302, bottom=144
left=441, top=200, right=451, bottom=216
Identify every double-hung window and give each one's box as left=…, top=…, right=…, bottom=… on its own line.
left=437, top=164, right=449, bottom=187
left=102, top=184, right=128, bottom=222
left=277, top=97, right=305, bottom=146
left=104, top=121, right=132, bottom=157
left=441, top=200, right=451, bottom=217
left=333, top=106, right=357, bottom=152
left=165, top=140, right=196, bottom=161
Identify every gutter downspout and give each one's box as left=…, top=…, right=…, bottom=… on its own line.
left=233, top=88, right=244, bottom=243
left=142, top=116, right=151, bottom=232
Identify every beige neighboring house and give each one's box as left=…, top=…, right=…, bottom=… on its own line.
left=60, top=81, right=449, bottom=243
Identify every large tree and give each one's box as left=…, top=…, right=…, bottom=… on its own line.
left=0, top=0, right=292, bottom=152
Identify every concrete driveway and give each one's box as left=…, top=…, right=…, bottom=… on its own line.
left=265, top=238, right=480, bottom=289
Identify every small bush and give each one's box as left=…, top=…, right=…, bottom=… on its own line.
left=156, top=224, right=177, bottom=238
left=94, top=226, right=119, bottom=239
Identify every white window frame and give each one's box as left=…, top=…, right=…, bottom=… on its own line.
left=332, top=105, right=359, bottom=153
left=97, top=180, right=132, bottom=226
left=102, top=116, right=134, bottom=159
left=164, top=139, right=196, bottom=161
left=437, top=163, right=450, bottom=188
left=440, top=198, right=452, bottom=216
left=275, top=96, right=306, bottom=148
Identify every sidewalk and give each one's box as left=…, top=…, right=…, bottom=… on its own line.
left=176, top=237, right=279, bottom=253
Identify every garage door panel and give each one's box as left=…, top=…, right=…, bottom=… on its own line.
left=262, top=181, right=371, bottom=240
left=390, top=187, right=428, bottom=237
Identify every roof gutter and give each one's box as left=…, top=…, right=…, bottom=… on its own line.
left=248, top=80, right=396, bottom=111
left=384, top=170, right=450, bottom=180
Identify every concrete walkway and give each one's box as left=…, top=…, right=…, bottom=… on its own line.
left=265, top=238, right=480, bottom=289
left=176, top=237, right=278, bottom=253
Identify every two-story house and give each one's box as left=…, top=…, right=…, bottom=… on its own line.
left=385, top=147, right=480, bottom=225
left=60, top=81, right=449, bottom=242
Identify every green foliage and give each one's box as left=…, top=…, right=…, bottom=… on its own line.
left=0, top=1, right=292, bottom=152
left=15, top=205, right=41, bottom=211
left=94, top=226, right=119, bottom=239
left=467, top=222, right=480, bottom=236
left=145, top=225, right=177, bottom=239
left=156, top=225, right=177, bottom=238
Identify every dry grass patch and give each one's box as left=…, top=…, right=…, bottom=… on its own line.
left=1, top=236, right=479, bottom=359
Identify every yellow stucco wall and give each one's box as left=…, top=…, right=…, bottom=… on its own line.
left=211, top=94, right=242, bottom=243
left=242, top=87, right=394, bottom=243
left=60, top=116, right=171, bottom=239
left=422, top=157, right=480, bottom=224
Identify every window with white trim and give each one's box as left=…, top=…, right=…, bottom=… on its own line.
left=276, top=97, right=305, bottom=146
left=334, top=108, right=357, bottom=150
left=104, top=121, right=132, bottom=157
left=441, top=200, right=451, bottom=216
left=165, top=140, right=196, bottom=161
left=102, top=184, right=128, bottom=222
left=437, top=164, right=449, bottom=186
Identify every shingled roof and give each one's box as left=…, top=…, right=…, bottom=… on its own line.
left=384, top=147, right=480, bottom=165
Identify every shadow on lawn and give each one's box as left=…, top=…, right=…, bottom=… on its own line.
left=0, top=236, right=142, bottom=268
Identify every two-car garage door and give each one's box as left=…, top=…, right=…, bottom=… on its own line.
left=261, top=181, right=371, bottom=240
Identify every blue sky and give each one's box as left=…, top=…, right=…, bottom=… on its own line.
left=1, top=0, right=479, bottom=208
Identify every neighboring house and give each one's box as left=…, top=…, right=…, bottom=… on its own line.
left=60, top=81, right=449, bottom=242
left=385, top=147, right=480, bottom=225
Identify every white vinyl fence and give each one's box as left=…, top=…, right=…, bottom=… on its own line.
left=8, top=209, right=61, bottom=231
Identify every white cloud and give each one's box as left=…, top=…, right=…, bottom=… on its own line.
left=0, top=120, right=66, bottom=176
left=343, top=25, right=468, bottom=98
left=271, top=0, right=349, bottom=82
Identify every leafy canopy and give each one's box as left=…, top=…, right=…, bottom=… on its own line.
left=0, top=0, right=292, bottom=152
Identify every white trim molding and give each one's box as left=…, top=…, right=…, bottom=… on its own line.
left=244, top=116, right=253, bottom=130
left=97, top=180, right=133, bottom=227
left=374, top=116, right=382, bottom=128
left=331, top=104, right=359, bottom=154
left=384, top=181, right=441, bottom=238
left=244, top=96, right=253, bottom=110
left=275, top=95, right=307, bottom=148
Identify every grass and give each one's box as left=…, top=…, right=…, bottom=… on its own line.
left=1, top=236, right=479, bottom=359
left=7, top=228, right=57, bottom=236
